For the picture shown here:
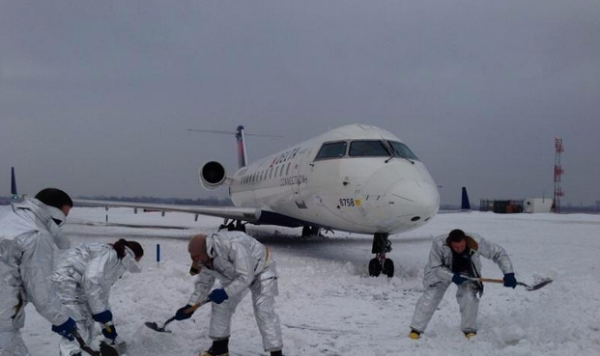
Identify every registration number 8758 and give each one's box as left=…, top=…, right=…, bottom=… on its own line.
left=339, top=198, right=355, bottom=207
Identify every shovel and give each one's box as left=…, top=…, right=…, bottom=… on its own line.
left=145, top=298, right=210, bottom=333
left=465, top=276, right=553, bottom=291
left=73, top=330, right=119, bottom=356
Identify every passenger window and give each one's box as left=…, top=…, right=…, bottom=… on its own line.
left=389, top=141, right=419, bottom=161
left=315, top=141, right=347, bottom=160
left=349, top=140, right=390, bottom=157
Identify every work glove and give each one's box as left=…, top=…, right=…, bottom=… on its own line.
left=92, top=310, right=113, bottom=324
left=175, top=304, right=195, bottom=320
left=208, top=288, right=229, bottom=304
left=51, top=317, right=77, bottom=341
left=452, top=273, right=467, bottom=285
left=102, top=322, right=118, bottom=341
left=503, top=273, right=517, bottom=288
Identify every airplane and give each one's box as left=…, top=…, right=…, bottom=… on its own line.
left=75, top=124, right=440, bottom=277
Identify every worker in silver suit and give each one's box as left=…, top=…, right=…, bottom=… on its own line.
left=174, top=232, right=283, bottom=356
left=409, top=229, right=516, bottom=340
left=0, top=189, right=78, bottom=356
left=52, top=239, right=144, bottom=356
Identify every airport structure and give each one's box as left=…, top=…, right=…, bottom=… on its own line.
left=524, top=198, right=553, bottom=213
left=479, top=199, right=524, bottom=213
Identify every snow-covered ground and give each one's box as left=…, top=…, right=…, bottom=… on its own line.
left=2, top=206, right=600, bottom=356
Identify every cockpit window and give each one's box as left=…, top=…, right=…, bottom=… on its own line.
left=315, top=141, right=347, bottom=160
left=349, top=140, right=390, bottom=157
left=389, top=141, right=419, bottom=161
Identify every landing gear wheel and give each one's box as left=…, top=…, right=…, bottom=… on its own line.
left=302, top=226, right=311, bottom=237
left=368, top=258, right=381, bottom=277
left=383, top=259, right=394, bottom=278
left=236, top=222, right=246, bottom=233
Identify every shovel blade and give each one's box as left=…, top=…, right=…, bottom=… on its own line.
left=144, top=321, right=172, bottom=333
left=99, top=341, right=119, bottom=356
left=526, top=279, right=553, bottom=291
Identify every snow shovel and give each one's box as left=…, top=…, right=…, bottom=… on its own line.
left=465, top=276, right=553, bottom=291
left=145, top=298, right=211, bottom=333
left=73, top=330, right=119, bottom=356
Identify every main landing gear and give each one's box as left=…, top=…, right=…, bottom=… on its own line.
left=219, top=219, right=246, bottom=232
left=301, top=225, right=321, bottom=237
left=369, top=233, right=394, bottom=278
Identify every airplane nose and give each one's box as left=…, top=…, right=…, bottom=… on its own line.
left=387, top=180, right=440, bottom=222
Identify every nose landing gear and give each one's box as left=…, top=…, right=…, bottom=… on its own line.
left=369, top=233, right=394, bottom=278
left=219, top=219, right=247, bottom=232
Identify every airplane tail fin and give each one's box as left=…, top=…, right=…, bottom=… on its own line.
left=461, top=187, right=471, bottom=211
left=235, top=125, right=248, bottom=168
left=11, top=167, right=18, bottom=199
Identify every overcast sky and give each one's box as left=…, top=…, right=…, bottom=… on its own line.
left=1, top=1, right=599, bottom=207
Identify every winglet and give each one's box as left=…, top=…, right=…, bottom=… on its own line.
left=11, top=167, right=18, bottom=200
left=461, top=187, right=471, bottom=211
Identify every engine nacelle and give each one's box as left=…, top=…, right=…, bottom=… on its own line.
left=199, top=161, right=227, bottom=190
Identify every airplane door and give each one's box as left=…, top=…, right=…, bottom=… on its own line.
left=291, top=148, right=311, bottom=206
left=291, top=149, right=306, bottom=196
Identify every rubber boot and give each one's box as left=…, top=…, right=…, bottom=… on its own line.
left=464, top=331, right=477, bottom=340
left=409, top=329, right=421, bottom=340
left=201, top=339, right=229, bottom=356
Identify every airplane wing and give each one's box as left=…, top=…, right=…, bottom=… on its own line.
left=73, top=199, right=260, bottom=223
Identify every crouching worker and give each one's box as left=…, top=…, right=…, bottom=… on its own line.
left=409, top=229, right=516, bottom=340
left=175, top=232, right=284, bottom=356
left=52, top=239, right=144, bottom=356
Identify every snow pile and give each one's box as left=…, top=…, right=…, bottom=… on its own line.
left=2, top=206, right=599, bottom=355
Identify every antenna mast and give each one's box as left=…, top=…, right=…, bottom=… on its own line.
left=553, top=137, right=564, bottom=213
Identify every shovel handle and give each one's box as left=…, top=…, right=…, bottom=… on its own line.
left=73, top=330, right=101, bottom=356
left=164, top=298, right=211, bottom=327
left=478, top=277, right=504, bottom=284
left=184, top=298, right=211, bottom=314
left=460, top=275, right=505, bottom=284
left=467, top=276, right=529, bottom=288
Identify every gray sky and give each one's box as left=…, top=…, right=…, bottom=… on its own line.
left=1, top=1, right=599, bottom=206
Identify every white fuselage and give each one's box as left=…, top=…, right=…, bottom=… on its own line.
left=228, top=124, right=440, bottom=235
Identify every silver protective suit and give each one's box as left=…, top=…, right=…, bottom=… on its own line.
left=410, top=233, right=514, bottom=334
left=52, top=243, right=128, bottom=356
left=189, top=231, right=283, bottom=352
left=0, top=197, right=71, bottom=356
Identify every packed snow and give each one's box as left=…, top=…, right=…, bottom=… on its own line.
left=1, top=206, right=599, bottom=356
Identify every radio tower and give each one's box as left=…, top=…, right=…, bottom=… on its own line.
left=553, top=137, right=564, bottom=213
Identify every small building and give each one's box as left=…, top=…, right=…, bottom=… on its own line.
left=479, top=199, right=524, bottom=214
left=524, top=198, right=553, bottom=213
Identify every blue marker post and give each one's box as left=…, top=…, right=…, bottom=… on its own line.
left=156, top=244, right=161, bottom=268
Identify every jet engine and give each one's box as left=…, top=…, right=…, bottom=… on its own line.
left=199, top=161, right=227, bottom=190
